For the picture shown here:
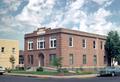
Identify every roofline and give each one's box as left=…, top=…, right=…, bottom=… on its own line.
left=25, top=27, right=106, bottom=39
left=0, top=38, right=19, bottom=42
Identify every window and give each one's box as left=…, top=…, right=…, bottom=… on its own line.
left=49, top=54, right=56, bottom=65
left=19, top=55, right=24, bottom=64
left=12, top=48, right=15, bottom=54
left=1, top=47, right=5, bottom=53
left=82, top=39, right=86, bottom=48
left=93, top=40, right=96, bottom=48
left=28, top=55, right=33, bottom=64
left=83, top=55, right=87, bottom=64
left=104, top=56, right=106, bottom=64
left=69, top=37, right=73, bottom=47
left=93, top=55, right=97, bottom=65
left=100, top=41, right=103, bottom=49
left=28, top=55, right=30, bottom=64
left=69, top=54, right=74, bottom=65
left=37, top=37, right=45, bottom=49
left=50, top=36, right=57, bottom=48
left=28, top=40, right=33, bottom=50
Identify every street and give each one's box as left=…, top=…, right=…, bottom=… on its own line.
left=0, top=75, right=120, bottom=82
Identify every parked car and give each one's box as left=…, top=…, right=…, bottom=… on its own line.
left=0, top=66, right=5, bottom=75
left=99, top=66, right=120, bottom=76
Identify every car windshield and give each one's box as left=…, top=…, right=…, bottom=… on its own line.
left=102, top=67, right=115, bottom=70
left=106, top=67, right=115, bottom=69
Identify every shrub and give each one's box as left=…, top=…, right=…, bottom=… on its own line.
left=36, top=67, right=43, bottom=72
left=57, top=68, right=69, bottom=73
left=76, top=70, right=95, bottom=75
left=76, top=69, right=81, bottom=74
left=26, top=67, right=31, bottom=70
left=16, top=67, right=25, bottom=71
left=81, top=71, right=94, bottom=74
left=57, top=68, right=62, bottom=72
left=5, top=68, right=12, bottom=73
left=62, top=68, right=69, bottom=73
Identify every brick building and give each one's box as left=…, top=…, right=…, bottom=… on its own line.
left=24, top=27, right=107, bottom=70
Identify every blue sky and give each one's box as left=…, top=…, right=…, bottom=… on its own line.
left=0, top=0, right=120, bottom=50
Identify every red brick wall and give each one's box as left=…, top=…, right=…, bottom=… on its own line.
left=24, top=28, right=106, bottom=69
left=24, top=33, right=62, bottom=67
left=60, top=33, right=106, bottom=68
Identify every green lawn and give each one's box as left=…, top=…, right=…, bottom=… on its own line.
left=11, top=71, right=60, bottom=75
left=11, top=70, right=96, bottom=76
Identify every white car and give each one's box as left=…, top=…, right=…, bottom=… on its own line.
left=0, top=66, right=5, bottom=75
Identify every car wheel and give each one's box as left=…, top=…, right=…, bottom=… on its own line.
left=0, top=73, right=3, bottom=75
left=111, top=72, right=115, bottom=77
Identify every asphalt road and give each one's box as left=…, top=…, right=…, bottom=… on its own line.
left=0, top=75, right=120, bottom=82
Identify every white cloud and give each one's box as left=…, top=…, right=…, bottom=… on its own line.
left=59, top=0, right=86, bottom=27
left=1, top=0, right=120, bottom=50
left=92, top=0, right=110, bottom=5
left=79, top=7, right=112, bottom=34
left=16, top=0, right=56, bottom=27
left=1, top=0, right=119, bottom=36
left=70, top=0, right=85, bottom=10
left=15, top=0, right=117, bottom=35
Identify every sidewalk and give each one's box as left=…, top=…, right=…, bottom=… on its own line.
left=5, top=73, right=98, bottom=79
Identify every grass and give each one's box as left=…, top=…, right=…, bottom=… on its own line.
left=12, top=71, right=59, bottom=75
left=76, top=71, right=96, bottom=75
left=10, top=69, right=97, bottom=76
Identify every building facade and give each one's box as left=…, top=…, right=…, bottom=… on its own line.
left=24, top=28, right=106, bottom=69
left=19, top=50, right=24, bottom=67
left=0, top=39, right=19, bottom=69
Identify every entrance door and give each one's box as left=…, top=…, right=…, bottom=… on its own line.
left=39, top=53, right=44, bottom=67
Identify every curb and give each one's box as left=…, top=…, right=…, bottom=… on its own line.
left=5, top=73, right=97, bottom=79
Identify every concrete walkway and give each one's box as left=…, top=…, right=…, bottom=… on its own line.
left=5, top=73, right=98, bottom=79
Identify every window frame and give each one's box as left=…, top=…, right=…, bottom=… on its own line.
left=28, top=40, right=33, bottom=50
left=93, top=40, right=96, bottom=49
left=100, top=41, right=103, bottom=49
left=82, top=39, right=86, bottom=48
left=37, top=37, right=45, bottom=49
left=83, top=54, right=87, bottom=64
left=12, top=48, right=15, bottom=54
left=28, top=55, right=34, bottom=64
left=49, top=36, right=57, bottom=48
left=49, top=54, right=56, bottom=65
left=69, top=37, right=73, bottom=47
left=69, top=54, right=74, bottom=65
left=93, top=55, right=97, bottom=65
left=1, top=47, right=5, bottom=53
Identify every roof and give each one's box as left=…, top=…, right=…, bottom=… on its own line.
left=25, top=27, right=106, bottom=40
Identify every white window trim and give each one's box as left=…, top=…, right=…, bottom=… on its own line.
left=37, top=38, right=45, bottom=49
left=28, top=40, right=33, bottom=50
left=49, top=37, right=57, bottom=48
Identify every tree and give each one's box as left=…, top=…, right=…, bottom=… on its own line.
left=52, top=57, right=63, bottom=72
left=9, top=55, right=15, bottom=69
left=105, top=31, right=120, bottom=66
